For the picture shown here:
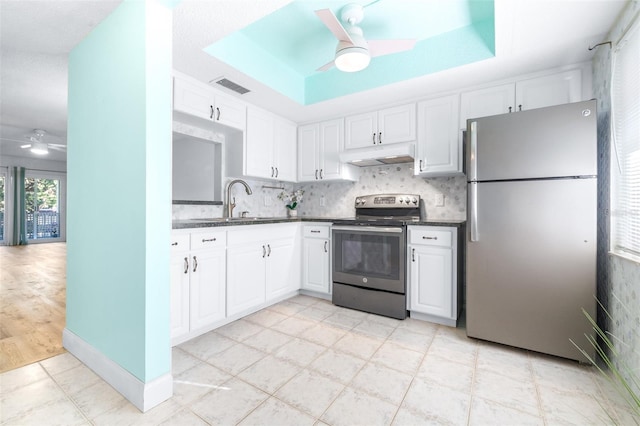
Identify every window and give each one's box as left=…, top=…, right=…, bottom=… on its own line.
left=23, top=171, right=66, bottom=243
left=611, top=16, right=640, bottom=260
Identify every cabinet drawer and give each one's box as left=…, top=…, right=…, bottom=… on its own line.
left=409, top=228, right=452, bottom=247
left=170, top=233, right=190, bottom=253
left=190, top=231, right=226, bottom=250
left=304, top=226, right=329, bottom=239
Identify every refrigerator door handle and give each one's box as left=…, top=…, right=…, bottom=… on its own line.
left=469, top=121, right=478, bottom=181
left=470, top=182, right=479, bottom=242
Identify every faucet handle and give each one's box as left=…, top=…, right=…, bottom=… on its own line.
left=241, top=211, right=249, bottom=218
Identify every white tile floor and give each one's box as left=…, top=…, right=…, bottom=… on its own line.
left=1, top=295, right=636, bottom=425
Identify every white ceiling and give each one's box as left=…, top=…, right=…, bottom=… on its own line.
left=0, top=0, right=628, bottom=162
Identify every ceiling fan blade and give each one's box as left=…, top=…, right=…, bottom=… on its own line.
left=315, top=8, right=353, bottom=43
left=20, top=144, right=32, bottom=149
left=316, top=59, right=336, bottom=72
left=49, top=145, right=67, bottom=152
left=368, top=39, right=417, bottom=58
left=48, top=143, right=67, bottom=149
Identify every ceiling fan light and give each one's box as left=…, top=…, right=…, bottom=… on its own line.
left=335, top=46, right=370, bottom=72
left=30, top=142, right=49, bottom=155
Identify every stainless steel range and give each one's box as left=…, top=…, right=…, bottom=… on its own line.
left=332, top=194, right=421, bottom=319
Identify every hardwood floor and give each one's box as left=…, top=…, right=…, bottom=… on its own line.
left=0, top=243, right=66, bottom=373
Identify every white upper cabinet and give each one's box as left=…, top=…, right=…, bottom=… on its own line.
left=515, top=69, right=582, bottom=112
left=238, top=106, right=297, bottom=182
left=298, top=119, right=359, bottom=182
left=245, top=107, right=274, bottom=179
left=415, top=94, right=462, bottom=177
left=460, top=68, right=584, bottom=129
left=459, top=83, right=516, bottom=129
left=273, top=118, right=298, bottom=182
left=345, top=103, right=416, bottom=149
left=173, top=72, right=246, bottom=131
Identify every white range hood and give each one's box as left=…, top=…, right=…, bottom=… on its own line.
left=339, top=143, right=415, bottom=167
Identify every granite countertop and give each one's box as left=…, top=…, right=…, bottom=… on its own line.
left=173, top=216, right=465, bottom=229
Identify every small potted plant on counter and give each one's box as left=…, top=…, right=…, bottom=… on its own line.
left=278, top=189, right=304, bottom=217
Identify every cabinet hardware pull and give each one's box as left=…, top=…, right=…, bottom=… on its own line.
left=171, top=242, right=178, bottom=246
left=411, top=248, right=415, bottom=262
left=275, top=167, right=279, bottom=178
left=508, top=106, right=512, bottom=113
left=271, top=166, right=275, bottom=177
left=419, top=159, right=424, bottom=172
left=216, top=107, right=221, bottom=121
left=320, top=169, right=324, bottom=179
left=193, top=256, right=198, bottom=272
left=423, top=236, right=438, bottom=240
left=262, top=245, right=266, bottom=258
left=183, top=257, right=189, bottom=274
left=324, top=241, right=328, bottom=253
left=518, top=104, right=522, bottom=111
left=311, top=230, right=320, bottom=233
left=210, top=105, right=214, bottom=119
left=372, top=133, right=376, bottom=145
left=378, top=132, right=382, bottom=144
left=267, top=244, right=271, bottom=257
left=202, top=238, right=217, bottom=243
left=315, top=169, right=318, bottom=180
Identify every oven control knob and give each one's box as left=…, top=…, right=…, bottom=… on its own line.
left=404, top=197, right=411, bottom=204
left=361, top=199, right=366, bottom=205
left=356, top=198, right=361, bottom=205
left=412, top=197, right=418, bottom=204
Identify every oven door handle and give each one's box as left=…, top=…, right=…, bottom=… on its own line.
left=332, top=225, right=403, bottom=234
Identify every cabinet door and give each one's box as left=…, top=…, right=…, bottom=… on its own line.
left=515, top=69, right=582, bottom=111
left=298, top=124, right=319, bottom=182
left=410, top=245, right=453, bottom=318
left=345, top=112, right=377, bottom=150
left=302, top=238, right=330, bottom=293
left=266, top=238, right=299, bottom=301
left=319, top=118, right=344, bottom=180
left=214, top=92, right=246, bottom=130
left=189, top=249, right=226, bottom=330
left=459, top=83, right=515, bottom=129
left=245, top=107, right=275, bottom=179
left=170, top=254, right=190, bottom=340
left=378, top=104, right=416, bottom=145
left=227, top=244, right=266, bottom=316
left=274, top=118, right=298, bottom=182
left=416, top=95, right=461, bottom=176
left=173, top=75, right=214, bottom=120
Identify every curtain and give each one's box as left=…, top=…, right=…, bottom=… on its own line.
left=10, top=166, right=26, bottom=245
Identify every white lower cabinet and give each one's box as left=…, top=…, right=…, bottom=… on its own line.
left=301, top=224, right=331, bottom=295
left=170, top=230, right=226, bottom=344
left=227, top=223, right=300, bottom=317
left=408, top=226, right=462, bottom=327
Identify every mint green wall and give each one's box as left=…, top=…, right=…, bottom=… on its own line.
left=66, top=0, right=172, bottom=382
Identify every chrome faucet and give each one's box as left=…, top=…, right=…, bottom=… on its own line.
left=226, top=179, right=252, bottom=218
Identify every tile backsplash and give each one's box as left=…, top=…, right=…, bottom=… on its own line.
left=297, top=163, right=466, bottom=220
left=172, top=163, right=466, bottom=221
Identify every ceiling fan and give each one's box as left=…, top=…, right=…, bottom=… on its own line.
left=0, top=129, right=66, bottom=155
left=315, top=3, right=417, bottom=73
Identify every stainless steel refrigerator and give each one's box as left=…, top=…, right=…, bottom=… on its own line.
left=465, top=100, right=597, bottom=362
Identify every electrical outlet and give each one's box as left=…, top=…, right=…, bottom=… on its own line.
left=435, top=193, right=445, bottom=207
left=264, top=195, right=271, bottom=207
left=320, top=196, right=326, bottom=207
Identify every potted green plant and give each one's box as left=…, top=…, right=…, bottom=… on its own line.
left=571, top=295, right=639, bottom=424
left=278, top=189, right=304, bottom=217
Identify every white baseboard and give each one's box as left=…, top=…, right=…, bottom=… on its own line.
left=63, top=328, right=173, bottom=412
